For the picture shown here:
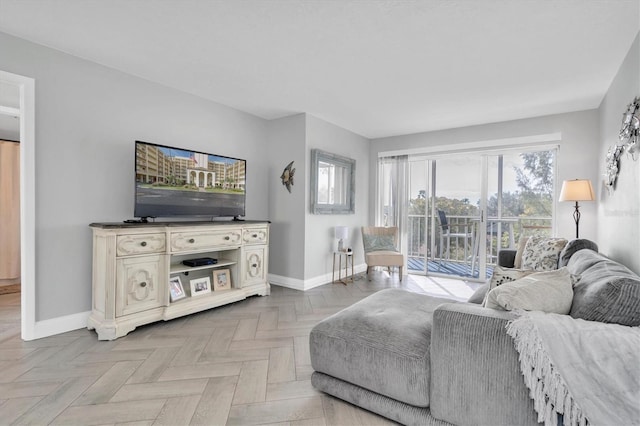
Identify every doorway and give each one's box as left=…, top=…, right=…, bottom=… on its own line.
left=0, top=70, right=36, bottom=340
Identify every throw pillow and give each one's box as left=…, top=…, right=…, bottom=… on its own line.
left=467, top=283, right=489, bottom=304
left=484, top=267, right=576, bottom=314
left=514, top=236, right=530, bottom=269
left=362, top=234, right=396, bottom=253
left=488, top=266, right=535, bottom=290
left=521, top=237, right=568, bottom=271
left=558, top=239, right=599, bottom=267
left=568, top=249, right=640, bottom=326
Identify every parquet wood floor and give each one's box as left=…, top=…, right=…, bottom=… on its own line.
left=0, top=272, right=456, bottom=425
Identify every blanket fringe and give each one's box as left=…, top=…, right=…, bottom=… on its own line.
left=506, top=317, right=589, bottom=426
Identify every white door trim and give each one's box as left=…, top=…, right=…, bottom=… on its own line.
left=0, top=70, right=36, bottom=340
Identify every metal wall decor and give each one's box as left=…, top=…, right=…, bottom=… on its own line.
left=619, top=96, right=639, bottom=160
left=604, top=144, right=623, bottom=193
left=604, top=96, right=640, bottom=193
left=280, top=161, right=295, bottom=193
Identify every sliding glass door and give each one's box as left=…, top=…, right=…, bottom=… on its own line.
left=402, top=147, right=556, bottom=281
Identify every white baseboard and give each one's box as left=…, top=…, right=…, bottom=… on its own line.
left=269, top=263, right=367, bottom=291
left=30, top=310, right=90, bottom=340
left=28, top=263, right=371, bottom=339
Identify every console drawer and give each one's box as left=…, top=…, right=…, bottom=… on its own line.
left=170, top=229, right=242, bottom=252
left=116, top=233, right=166, bottom=256
left=242, top=227, right=268, bottom=245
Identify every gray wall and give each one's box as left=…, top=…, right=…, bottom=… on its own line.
left=0, top=32, right=269, bottom=321
left=370, top=110, right=601, bottom=243
left=267, top=114, right=306, bottom=280
left=266, top=113, right=370, bottom=287
left=597, top=32, right=640, bottom=274
left=304, top=114, right=370, bottom=280
left=2, top=25, right=637, bottom=328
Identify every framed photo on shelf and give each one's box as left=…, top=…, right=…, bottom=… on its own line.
left=169, top=276, right=186, bottom=302
left=190, top=276, right=212, bottom=297
left=213, top=269, right=231, bottom=291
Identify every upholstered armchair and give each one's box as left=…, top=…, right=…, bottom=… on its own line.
left=361, top=226, right=404, bottom=281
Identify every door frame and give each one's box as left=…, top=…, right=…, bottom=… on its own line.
left=421, top=154, right=489, bottom=281
left=386, top=134, right=562, bottom=280
left=0, top=70, right=36, bottom=340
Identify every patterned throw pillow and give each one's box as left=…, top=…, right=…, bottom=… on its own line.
left=483, top=266, right=535, bottom=306
left=488, top=266, right=535, bottom=289
left=362, top=234, right=397, bottom=253
left=521, top=237, right=568, bottom=271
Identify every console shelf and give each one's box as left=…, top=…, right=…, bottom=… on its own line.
left=169, top=258, right=236, bottom=274
left=88, top=221, right=270, bottom=340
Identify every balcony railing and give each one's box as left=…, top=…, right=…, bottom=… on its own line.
left=406, top=214, right=552, bottom=278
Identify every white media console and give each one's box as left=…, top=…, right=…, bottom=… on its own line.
left=88, top=221, right=270, bottom=340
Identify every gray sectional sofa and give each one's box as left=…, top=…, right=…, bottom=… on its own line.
left=309, top=241, right=640, bottom=425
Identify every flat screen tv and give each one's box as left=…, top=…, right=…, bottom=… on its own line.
left=134, top=140, right=246, bottom=220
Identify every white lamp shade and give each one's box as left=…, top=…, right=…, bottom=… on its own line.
left=334, top=226, right=349, bottom=240
left=559, top=179, right=595, bottom=202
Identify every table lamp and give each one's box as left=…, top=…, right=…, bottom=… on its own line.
left=335, top=226, right=349, bottom=252
left=559, top=179, right=595, bottom=238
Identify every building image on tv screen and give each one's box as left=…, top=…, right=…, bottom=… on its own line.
left=135, top=141, right=246, bottom=218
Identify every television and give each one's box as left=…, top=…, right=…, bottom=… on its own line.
left=134, top=140, right=246, bottom=220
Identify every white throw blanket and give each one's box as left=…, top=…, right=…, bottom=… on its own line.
left=506, top=311, right=640, bottom=426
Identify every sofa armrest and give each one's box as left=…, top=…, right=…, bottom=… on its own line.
left=498, top=249, right=517, bottom=268
left=430, top=303, right=538, bottom=426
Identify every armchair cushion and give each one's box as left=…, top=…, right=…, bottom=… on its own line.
left=362, top=234, right=396, bottom=253
left=365, top=250, right=403, bottom=267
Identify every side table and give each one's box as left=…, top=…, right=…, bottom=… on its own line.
left=332, top=250, right=354, bottom=285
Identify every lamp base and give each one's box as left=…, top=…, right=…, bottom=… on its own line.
left=573, top=201, right=581, bottom=239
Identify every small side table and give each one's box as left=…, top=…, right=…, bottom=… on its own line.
left=332, top=250, right=354, bottom=285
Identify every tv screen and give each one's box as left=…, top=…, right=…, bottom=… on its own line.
left=134, top=141, right=246, bottom=219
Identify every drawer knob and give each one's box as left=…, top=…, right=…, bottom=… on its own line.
left=140, top=241, right=147, bottom=247
left=188, top=238, right=195, bottom=243
left=224, top=236, right=230, bottom=240
left=252, top=234, right=258, bottom=238
left=140, top=281, right=147, bottom=288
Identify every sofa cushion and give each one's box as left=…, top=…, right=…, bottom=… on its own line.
left=309, top=288, right=456, bottom=407
left=558, top=239, right=599, bottom=267
left=485, top=267, right=575, bottom=314
left=521, top=237, right=568, bottom=271
left=568, top=249, right=640, bottom=326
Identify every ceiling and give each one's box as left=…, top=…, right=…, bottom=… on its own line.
left=0, top=0, right=638, bottom=139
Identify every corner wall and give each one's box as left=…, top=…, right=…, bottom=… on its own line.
left=597, top=32, right=640, bottom=274
left=267, top=114, right=307, bottom=282
left=266, top=114, right=370, bottom=290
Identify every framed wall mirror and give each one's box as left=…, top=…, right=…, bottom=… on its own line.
left=310, top=149, right=355, bottom=214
